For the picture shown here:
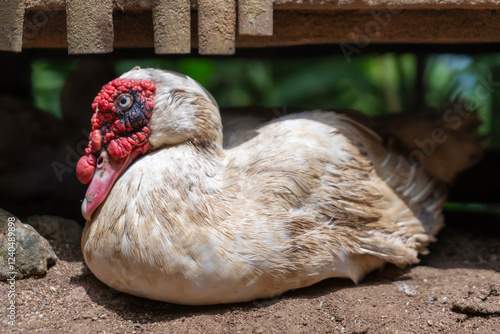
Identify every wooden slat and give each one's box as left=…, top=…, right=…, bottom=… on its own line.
left=239, top=0, right=273, bottom=36
left=66, top=0, right=114, bottom=54
left=152, top=0, right=191, bottom=54
left=198, top=0, right=236, bottom=55
left=0, top=0, right=25, bottom=52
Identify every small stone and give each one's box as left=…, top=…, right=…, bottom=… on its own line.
left=0, top=209, right=57, bottom=280
left=50, top=286, right=57, bottom=292
left=427, top=320, right=433, bottom=326
left=395, top=282, right=417, bottom=296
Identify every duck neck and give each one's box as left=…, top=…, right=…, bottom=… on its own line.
left=155, top=140, right=225, bottom=190
left=187, top=137, right=224, bottom=158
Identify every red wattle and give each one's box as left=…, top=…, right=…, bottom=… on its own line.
left=76, top=155, right=96, bottom=184
left=90, top=130, right=102, bottom=151
left=107, top=140, right=122, bottom=158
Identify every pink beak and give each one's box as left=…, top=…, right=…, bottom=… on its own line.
left=81, top=150, right=138, bottom=221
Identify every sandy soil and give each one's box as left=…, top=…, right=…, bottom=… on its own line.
left=1, top=220, right=499, bottom=334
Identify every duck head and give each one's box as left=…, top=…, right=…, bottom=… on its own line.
left=76, top=67, right=221, bottom=221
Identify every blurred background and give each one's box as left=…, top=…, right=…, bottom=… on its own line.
left=1, top=53, right=499, bottom=223
left=31, top=54, right=500, bottom=148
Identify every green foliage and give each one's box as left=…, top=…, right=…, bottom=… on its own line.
left=30, top=54, right=499, bottom=147
left=31, top=59, right=78, bottom=119
left=423, top=54, right=500, bottom=146
left=444, top=202, right=500, bottom=215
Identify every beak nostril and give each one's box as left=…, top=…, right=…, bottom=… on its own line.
left=97, top=156, right=104, bottom=168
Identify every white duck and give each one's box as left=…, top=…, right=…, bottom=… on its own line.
left=77, top=67, right=481, bottom=305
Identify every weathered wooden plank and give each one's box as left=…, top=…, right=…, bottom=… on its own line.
left=198, top=0, right=236, bottom=54
left=239, top=0, right=273, bottom=36
left=66, top=0, right=114, bottom=54
left=22, top=10, right=66, bottom=48
left=152, top=0, right=191, bottom=54
left=0, top=0, right=25, bottom=52
left=22, top=9, right=500, bottom=50
left=237, top=9, right=500, bottom=46
left=22, top=0, right=500, bottom=11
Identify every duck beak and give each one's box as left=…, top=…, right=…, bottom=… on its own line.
left=81, top=150, right=138, bottom=221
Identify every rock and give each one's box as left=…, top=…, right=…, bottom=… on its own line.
left=394, top=282, right=417, bottom=296
left=24, top=215, right=82, bottom=245
left=0, top=208, right=58, bottom=280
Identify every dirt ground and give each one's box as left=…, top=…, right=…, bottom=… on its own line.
left=1, top=218, right=499, bottom=334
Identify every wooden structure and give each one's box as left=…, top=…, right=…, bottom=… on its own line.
left=2, top=0, right=500, bottom=55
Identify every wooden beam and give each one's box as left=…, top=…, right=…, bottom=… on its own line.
left=237, top=9, right=500, bottom=46
left=198, top=0, right=236, bottom=55
left=21, top=9, right=500, bottom=50
left=22, top=0, right=500, bottom=11
left=0, top=0, right=25, bottom=52
left=152, top=0, right=191, bottom=54
left=239, top=0, right=273, bottom=36
left=66, top=0, right=114, bottom=54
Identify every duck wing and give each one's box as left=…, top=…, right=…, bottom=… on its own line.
left=224, top=107, right=480, bottom=283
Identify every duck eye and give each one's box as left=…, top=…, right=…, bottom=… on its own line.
left=116, top=93, right=133, bottom=111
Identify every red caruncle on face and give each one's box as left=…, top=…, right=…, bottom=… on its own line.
left=76, top=78, right=156, bottom=184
